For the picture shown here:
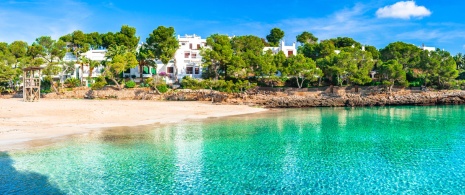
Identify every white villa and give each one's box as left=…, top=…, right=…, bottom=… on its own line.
left=420, top=44, right=435, bottom=52
left=63, top=49, right=106, bottom=86
left=263, top=41, right=297, bottom=57
left=123, top=34, right=207, bottom=84
left=54, top=35, right=298, bottom=86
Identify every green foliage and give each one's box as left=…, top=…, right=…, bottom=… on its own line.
left=283, top=54, right=322, bottom=88
left=65, top=77, right=81, bottom=88
left=156, top=84, right=169, bottom=93
left=91, top=76, right=107, bottom=90
left=329, top=37, right=361, bottom=49
left=296, top=31, right=318, bottom=44
left=181, top=76, right=205, bottom=90
left=40, top=76, right=52, bottom=93
left=266, top=28, right=285, bottom=47
left=125, top=80, right=136, bottom=88
left=379, top=60, right=408, bottom=91
left=380, top=42, right=421, bottom=70
left=146, top=26, right=179, bottom=65
left=201, top=34, right=233, bottom=80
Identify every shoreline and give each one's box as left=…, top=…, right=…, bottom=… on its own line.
left=0, top=99, right=267, bottom=151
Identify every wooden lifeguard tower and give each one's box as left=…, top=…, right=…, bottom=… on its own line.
left=22, top=67, right=43, bottom=102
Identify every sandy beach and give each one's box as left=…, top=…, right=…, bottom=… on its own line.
left=0, top=99, right=266, bottom=151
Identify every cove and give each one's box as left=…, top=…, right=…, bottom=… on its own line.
left=2, top=105, right=465, bottom=194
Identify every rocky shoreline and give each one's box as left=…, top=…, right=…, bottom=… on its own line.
left=237, top=91, right=465, bottom=108
left=3, top=87, right=465, bottom=108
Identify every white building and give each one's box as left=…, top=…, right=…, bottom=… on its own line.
left=263, top=41, right=296, bottom=57
left=63, top=49, right=106, bottom=86
left=419, top=44, right=436, bottom=52
left=124, top=34, right=207, bottom=84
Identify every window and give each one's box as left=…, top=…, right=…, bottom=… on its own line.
left=184, top=53, right=190, bottom=58
left=181, top=43, right=186, bottom=46
left=189, top=43, right=192, bottom=49
left=197, top=44, right=200, bottom=49
left=195, top=67, right=200, bottom=74
left=192, top=53, right=197, bottom=58
left=186, top=67, right=193, bottom=74
left=167, top=67, right=174, bottom=73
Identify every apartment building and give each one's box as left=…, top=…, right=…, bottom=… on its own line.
left=124, top=34, right=207, bottom=84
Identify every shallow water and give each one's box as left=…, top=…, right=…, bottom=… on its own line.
left=2, top=106, right=465, bottom=194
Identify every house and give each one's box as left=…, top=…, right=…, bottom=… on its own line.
left=419, top=44, right=435, bottom=52
left=263, top=41, right=296, bottom=57
left=124, top=34, right=207, bottom=84
left=64, top=49, right=106, bottom=86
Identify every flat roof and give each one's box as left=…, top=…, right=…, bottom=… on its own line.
left=22, top=67, right=43, bottom=71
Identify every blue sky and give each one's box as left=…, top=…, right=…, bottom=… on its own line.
left=1, top=0, right=464, bottom=54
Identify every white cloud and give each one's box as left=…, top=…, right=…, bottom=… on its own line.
left=376, top=1, right=431, bottom=19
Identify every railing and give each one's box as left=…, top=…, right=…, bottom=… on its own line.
left=24, top=78, right=40, bottom=88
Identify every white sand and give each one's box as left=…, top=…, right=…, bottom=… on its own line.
left=0, top=99, right=266, bottom=151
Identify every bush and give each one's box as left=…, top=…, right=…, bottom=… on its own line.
left=181, top=76, right=204, bottom=90
left=91, top=76, right=107, bottom=90
left=156, top=84, right=168, bottom=93
left=145, top=77, right=154, bottom=87
left=65, top=77, right=81, bottom=88
left=125, top=80, right=136, bottom=88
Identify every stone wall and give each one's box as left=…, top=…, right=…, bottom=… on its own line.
left=7, top=86, right=465, bottom=108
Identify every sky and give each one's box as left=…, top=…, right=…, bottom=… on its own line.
left=1, top=0, right=465, bottom=54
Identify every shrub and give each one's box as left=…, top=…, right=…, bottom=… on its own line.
left=91, top=76, right=107, bottom=90
left=156, top=84, right=168, bottom=93
left=125, top=80, right=136, bottom=88
left=181, top=76, right=204, bottom=90
left=144, top=77, right=154, bottom=87
left=65, top=77, right=81, bottom=88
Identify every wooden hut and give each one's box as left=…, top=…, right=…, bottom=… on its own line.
left=22, top=67, right=43, bottom=102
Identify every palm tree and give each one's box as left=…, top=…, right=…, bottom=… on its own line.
left=88, top=59, right=101, bottom=79
left=136, top=44, right=153, bottom=83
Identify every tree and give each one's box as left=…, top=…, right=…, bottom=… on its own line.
left=378, top=60, right=407, bottom=92
left=380, top=42, right=421, bottom=70
left=283, top=54, right=322, bottom=88
left=346, top=49, right=374, bottom=86
left=319, top=52, right=353, bottom=86
left=86, top=32, right=102, bottom=49
left=425, top=49, right=458, bottom=88
left=0, top=43, right=18, bottom=91
left=259, top=50, right=278, bottom=87
left=230, top=35, right=265, bottom=77
left=136, top=44, right=155, bottom=83
left=329, top=37, right=361, bottom=49
left=454, top=53, right=464, bottom=70
left=296, top=31, right=318, bottom=44
left=201, top=34, right=233, bottom=80
left=115, top=25, right=140, bottom=51
left=101, top=32, right=117, bottom=49
left=104, top=45, right=138, bottom=90
left=146, top=26, right=179, bottom=82
left=63, top=31, right=91, bottom=85
left=273, top=51, right=287, bottom=75
left=266, top=28, right=285, bottom=47
left=34, top=36, right=67, bottom=92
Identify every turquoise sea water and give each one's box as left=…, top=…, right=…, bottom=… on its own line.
left=2, top=106, right=465, bottom=194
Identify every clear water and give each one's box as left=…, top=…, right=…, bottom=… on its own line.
left=2, top=106, right=465, bottom=194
